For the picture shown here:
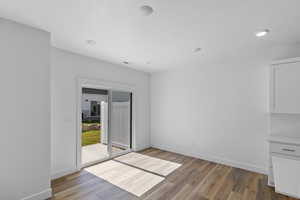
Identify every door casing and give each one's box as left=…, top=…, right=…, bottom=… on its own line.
left=76, top=77, right=136, bottom=170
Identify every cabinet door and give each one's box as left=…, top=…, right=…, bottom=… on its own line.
left=271, top=62, right=300, bottom=113
left=272, top=155, right=300, bottom=198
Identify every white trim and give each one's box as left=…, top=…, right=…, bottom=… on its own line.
left=269, top=65, right=276, bottom=113
left=21, top=188, right=52, bottom=200
left=132, top=145, right=151, bottom=152
left=268, top=180, right=275, bottom=187
left=76, top=77, right=137, bottom=171
left=134, top=145, right=151, bottom=152
left=151, top=144, right=267, bottom=175
left=271, top=57, right=300, bottom=65
left=112, top=142, right=130, bottom=149
left=275, top=189, right=300, bottom=199
left=51, top=167, right=79, bottom=180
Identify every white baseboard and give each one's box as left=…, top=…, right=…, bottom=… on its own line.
left=275, top=189, right=300, bottom=199
left=151, top=144, right=267, bottom=175
left=134, top=144, right=151, bottom=152
left=51, top=167, right=79, bottom=180
left=22, top=188, right=52, bottom=200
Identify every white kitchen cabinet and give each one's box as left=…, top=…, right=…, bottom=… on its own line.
left=272, top=156, right=300, bottom=198
left=270, top=58, right=300, bottom=113
left=268, top=135, right=300, bottom=199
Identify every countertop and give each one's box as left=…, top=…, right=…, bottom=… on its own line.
left=269, top=134, right=300, bottom=145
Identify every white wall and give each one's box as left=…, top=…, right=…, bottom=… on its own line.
left=270, top=114, right=300, bottom=137
left=0, top=19, right=51, bottom=200
left=150, top=63, right=269, bottom=173
left=51, top=48, right=150, bottom=178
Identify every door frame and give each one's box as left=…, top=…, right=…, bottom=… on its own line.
left=76, top=77, right=136, bottom=170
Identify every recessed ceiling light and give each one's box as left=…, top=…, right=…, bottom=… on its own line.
left=194, top=47, right=202, bottom=52
left=140, top=5, right=154, bottom=16
left=123, top=61, right=129, bottom=64
left=86, top=40, right=96, bottom=45
left=255, top=29, right=270, bottom=37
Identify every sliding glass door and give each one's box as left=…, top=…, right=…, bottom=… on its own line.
left=108, top=90, right=132, bottom=157
left=81, top=88, right=132, bottom=166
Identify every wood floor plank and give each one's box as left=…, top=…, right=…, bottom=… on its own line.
left=213, top=170, right=236, bottom=200
left=231, top=168, right=252, bottom=194
left=52, top=172, right=97, bottom=194
left=51, top=148, right=297, bottom=200
left=187, top=161, right=218, bottom=187
left=167, top=159, right=210, bottom=187
left=201, top=165, right=232, bottom=199
left=171, top=184, right=194, bottom=200
left=228, top=192, right=243, bottom=200
left=53, top=177, right=104, bottom=200
left=142, top=180, right=175, bottom=200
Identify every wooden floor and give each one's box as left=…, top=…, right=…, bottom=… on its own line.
left=51, top=148, right=297, bottom=200
left=115, top=152, right=181, bottom=176
left=84, top=160, right=164, bottom=197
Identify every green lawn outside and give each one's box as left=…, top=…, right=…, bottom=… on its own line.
left=82, top=123, right=101, bottom=146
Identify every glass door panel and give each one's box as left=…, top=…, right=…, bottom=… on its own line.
left=108, top=90, right=132, bottom=156
left=81, top=88, right=109, bottom=166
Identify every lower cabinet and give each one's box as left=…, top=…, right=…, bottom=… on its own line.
left=269, top=140, right=300, bottom=198
left=272, top=155, right=300, bottom=198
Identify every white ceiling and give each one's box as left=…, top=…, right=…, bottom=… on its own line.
left=0, top=0, right=300, bottom=72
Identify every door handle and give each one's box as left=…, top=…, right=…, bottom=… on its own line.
left=281, top=148, right=296, bottom=152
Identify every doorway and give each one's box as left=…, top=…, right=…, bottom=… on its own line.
left=79, top=84, right=133, bottom=168
left=81, top=88, right=109, bottom=166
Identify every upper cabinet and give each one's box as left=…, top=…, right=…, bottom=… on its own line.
left=270, top=58, right=300, bottom=113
